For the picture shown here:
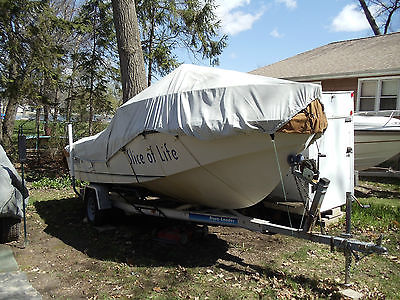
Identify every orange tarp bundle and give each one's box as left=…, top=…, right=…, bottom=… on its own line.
left=279, top=99, right=328, bottom=134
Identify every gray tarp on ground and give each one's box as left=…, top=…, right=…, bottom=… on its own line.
left=71, top=64, right=322, bottom=162
left=0, top=145, right=28, bottom=219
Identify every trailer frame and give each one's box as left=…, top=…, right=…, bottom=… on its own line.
left=67, top=123, right=387, bottom=284
left=81, top=181, right=387, bottom=284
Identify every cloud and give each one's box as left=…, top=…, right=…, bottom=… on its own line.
left=230, top=52, right=238, bottom=59
left=276, top=0, right=297, bottom=9
left=215, top=0, right=264, bottom=35
left=331, top=4, right=372, bottom=32
left=270, top=28, right=284, bottom=38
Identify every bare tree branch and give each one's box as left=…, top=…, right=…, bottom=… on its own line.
left=359, top=0, right=382, bottom=35
left=358, top=0, right=400, bottom=35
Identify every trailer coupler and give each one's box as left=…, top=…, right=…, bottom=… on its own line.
left=247, top=215, right=387, bottom=285
left=248, top=217, right=386, bottom=255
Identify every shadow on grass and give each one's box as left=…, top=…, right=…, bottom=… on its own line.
left=360, top=176, right=400, bottom=185
left=34, top=197, right=230, bottom=267
left=34, top=197, right=339, bottom=297
left=215, top=259, right=340, bottom=298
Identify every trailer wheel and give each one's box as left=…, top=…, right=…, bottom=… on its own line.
left=85, top=192, right=107, bottom=226
left=0, top=218, right=20, bottom=243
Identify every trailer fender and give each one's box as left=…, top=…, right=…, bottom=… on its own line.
left=83, top=184, right=112, bottom=210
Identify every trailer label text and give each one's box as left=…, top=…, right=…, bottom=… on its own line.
left=189, top=213, right=238, bottom=225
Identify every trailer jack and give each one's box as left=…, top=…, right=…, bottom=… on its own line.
left=281, top=160, right=387, bottom=283
left=244, top=189, right=387, bottom=284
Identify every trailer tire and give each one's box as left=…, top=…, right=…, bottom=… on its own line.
left=85, top=192, right=107, bottom=226
left=0, top=218, right=20, bottom=243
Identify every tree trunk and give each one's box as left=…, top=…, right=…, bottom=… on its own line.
left=35, top=106, right=41, bottom=161
left=52, top=106, right=58, bottom=137
left=359, top=0, right=382, bottom=35
left=0, top=99, right=4, bottom=142
left=88, top=13, right=97, bottom=136
left=66, top=44, right=79, bottom=123
left=88, top=92, right=93, bottom=135
left=2, top=61, right=19, bottom=148
left=111, top=0, right=147, bottom=103
left=53, top=86, right=59, bottom=124
left=147, top=6, right=156, bottom=87
left=66, top=77, right=74, bottom=122
left=2, top=98, right=18, bottom=148
left=43, top=105, right=50, bottom=136
left=384, top=8, right=396, bottom=34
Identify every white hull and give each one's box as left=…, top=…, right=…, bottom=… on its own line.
left=354, top=115, right=400, bottom=171
left=71, top=132, right=314, bottom=209
left=355, top=130, right=400, bottom=171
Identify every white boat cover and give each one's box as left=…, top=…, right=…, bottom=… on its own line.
left=73, top=64, right=321, bottom=162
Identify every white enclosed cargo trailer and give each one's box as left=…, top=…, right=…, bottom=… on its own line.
left=269, top=91, right=354, bottom=213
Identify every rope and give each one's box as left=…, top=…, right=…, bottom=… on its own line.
left=270, top=134, right=293, bottom=231
left=295, top=174, right=309, bottom=229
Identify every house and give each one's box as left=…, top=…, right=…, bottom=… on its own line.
left=250, top=32, right=400, bottom=114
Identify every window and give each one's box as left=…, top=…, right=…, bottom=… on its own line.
left=357, top=77, right=400, bottom=112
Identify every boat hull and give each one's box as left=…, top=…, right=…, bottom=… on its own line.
left=71, top=132, right=314, bottom=209
left=355, top=130, right=400, bottom=171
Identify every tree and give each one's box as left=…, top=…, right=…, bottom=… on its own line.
left=136, top=0, right=227, bottom=86
left=0, top=0, right=227, bottom=147
left=26, top=1, right=66, bottom=136
left=0, top=0, right=121, bottom=145
left=359, top=0, right=382, bottom=35
left=48, top=0, right=80, bottom=124
left=75, top=0, right=117, bottom=134
left=0, top=0, right=50, bottom=145
left=111, top=0, right=147, bottom=103
left=358, top=0, right=400, bottom=35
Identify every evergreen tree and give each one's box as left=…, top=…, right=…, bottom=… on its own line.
left=0, top=0, right=227, bottom=147
left=75, top=0, right=118, bottom=134
left=0, top=0, right=55, bottom=145
left=136, top=0, right=227, bottom=85
left=26, top=0, right=66, bottom=134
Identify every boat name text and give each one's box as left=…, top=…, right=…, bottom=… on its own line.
left=126, top=143, right=179, bottom=165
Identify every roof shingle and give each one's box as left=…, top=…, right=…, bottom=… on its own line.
left=250, top=32, right=400, bottom=80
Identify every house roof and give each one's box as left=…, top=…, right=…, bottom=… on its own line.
left=250, top=32, right=400, bottom=81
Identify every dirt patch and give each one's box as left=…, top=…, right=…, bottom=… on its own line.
left=11, top=196, right=285, bottom=298
left=8, top=188, right=397, bottom=299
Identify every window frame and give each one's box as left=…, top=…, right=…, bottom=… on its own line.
left=356, top=76, right=400, bottom=113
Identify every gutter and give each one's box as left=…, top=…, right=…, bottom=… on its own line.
left=281, top=68, right=400, bottom=82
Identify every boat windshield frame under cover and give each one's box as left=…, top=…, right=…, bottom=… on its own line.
left=71, top=64, right=323, bottom=163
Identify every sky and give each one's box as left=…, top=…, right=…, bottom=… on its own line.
left=188, top=0, right=400, bottom=73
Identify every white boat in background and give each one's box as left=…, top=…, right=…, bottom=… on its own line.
left=354, top=115, right=400, bottom=171
left=67, top=65, right=327, bottom=209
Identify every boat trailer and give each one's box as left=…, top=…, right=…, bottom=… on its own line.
left=82, top=176, right=387, bottom=284
left=69, top=121, right=387, bottom=284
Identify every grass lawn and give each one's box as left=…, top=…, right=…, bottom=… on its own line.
left=9, top=178, right=400, bottom=299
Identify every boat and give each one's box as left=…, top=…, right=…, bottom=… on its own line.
left=354, top=114, right=400, bottom=171
left=67, top=64, right=327, bottom=209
